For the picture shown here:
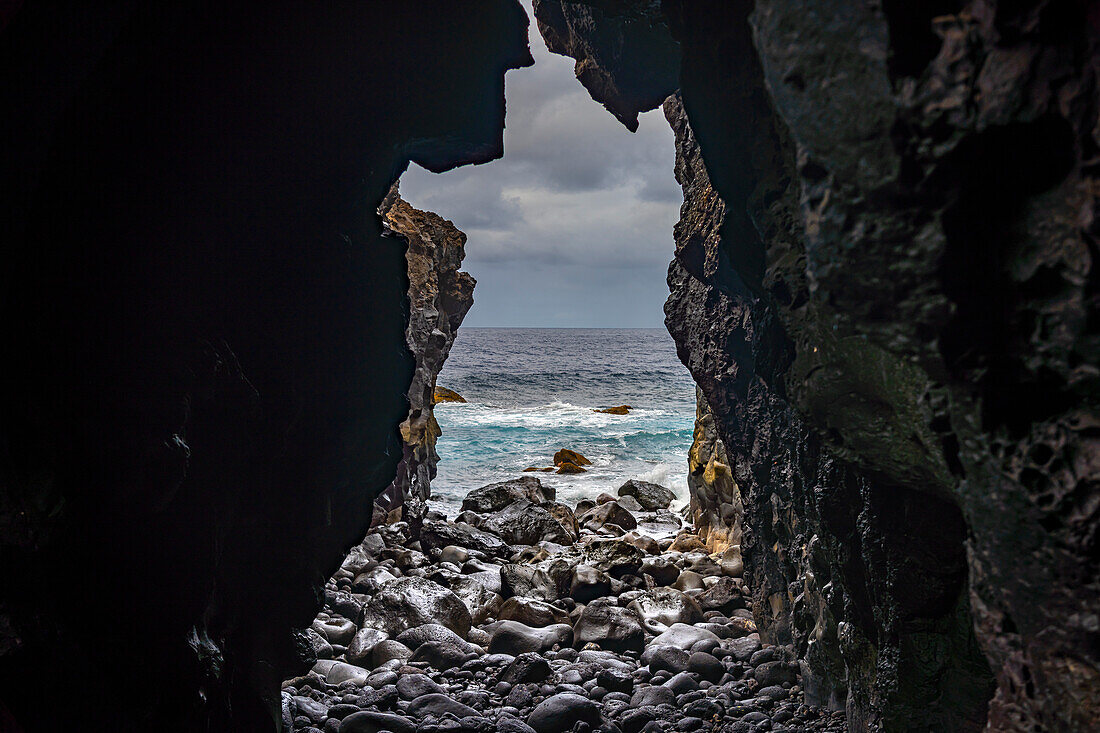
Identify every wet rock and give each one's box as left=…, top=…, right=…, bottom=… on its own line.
left=448, top=574, right=504, bottom=624
left=339, top=711, right=416, bottom=733
left=687, top=652, right=724, bottom=682
left=498, top=597, right=570, bottom=627
left=395, top=623, right=477, bottom=654
left=553, top=449, right=592, bottom=467
left=433, top=386, right=466, bottom=404
left=527, top=693, right=601, bottom=733
left=421, top=520, right=511, bottom=559
left=628, top=588, right=703, bottom=633
left=569, top=565, right=613, bottom=603
left=580, top=538, right=645, bottom=578
left=462, top=477, right=554, bottom=514
left=754, top=661, right=799, bottom=687
left=501, top=564, right=563, bottom=602
left=409, top=640, right=476, bottom=671
left=366, top=640, right=412, bottom=667
left=396, top=673, right=444, bottom=700
left=488, top=620, right=573, bottom=655
left=346, top=628, right=390, bottom=667
left=644, top=645, right=690, bottom=674
left=639, top=556, right=680, bottom=586
left=578, top=500, right=638, bottom=532
left=313, top=617, right=357, bottom=646
left=556, top=461, right=587, bottom=474
left=360, top=577, right=472, bottom=638
left=499, top=652, right=553, bottom=686
left=482, top=500, right=578, bottom=546
left=594, top=405, right=631, bottom=414
left=726, top=636, right=761, bottom=663
left=572, top=600, right=645, bottom=654
left=312, top=660, right=370, bottom=687
left=407, top=693, right=480, bottom=719
left=630, top=685, right=675, bottom=707
left=617, top=480, right=675, bottom=511
left=649, top=623, right=720, bottom=651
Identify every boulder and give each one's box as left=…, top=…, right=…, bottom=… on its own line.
left=407, top=693, right=479, bottom=719
left=432, top=386, right=466, bottom=404
left=408, top=640, right=476, bottom=671
left=594, top=405, right=631, bottom=415
left=488, top=620, right=573, bottom=655
left=498, top=597, right=571, bottom=627
left=498, top=652, right=553, bottom=686
left=312, top=660, right=370, bottom=687
left=345, top=628, right=389, bottom=667
left=556, top=461, right=587, bottom=474
left=572, top=600, right=645, bottom=654
left=649, top=623, right=720, bottom=651
left=527, top=693, right=602, bottom=733
left=339, top=711, right=416, bottom=733
left=481, top=500, right=578, bottom=546
left=579, top=500, right=638, bottom=532
left=448, top=574, right=503, bottom=624
left=581, top=538, right=645, bottom=577
left=627, top=588, right=703, bottom=633
left=569, top=565, right=613, bottom=603
left=639, top=556, right=680, bottom=586
left=359, top=577, right=472, bottom=638
left=617, top=480, right=674, bottom=511
left=395, top=623, right=478, bottom=654
left=461, top=477, right=553, bottom=514
left=643, top=644, right=690, bottom=674
left=420, top=519, right=510, bottom=558
left=553, top=449, right=592, bottom=467
left=501, top=563, right=564, bottom=602
left=396, top=673, right=444, bottom=700
left=366, top=640, right=412, bottom=667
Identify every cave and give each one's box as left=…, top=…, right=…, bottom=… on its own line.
left=2, top=2, right=1097, bottom=732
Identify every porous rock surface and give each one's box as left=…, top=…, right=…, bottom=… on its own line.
left=372, top=188, right=476, bottom=531
left=536, top=1, right=1099, bottom=730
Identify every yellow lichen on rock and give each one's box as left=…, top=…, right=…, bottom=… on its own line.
left=433, top=385, right=467, bottom=404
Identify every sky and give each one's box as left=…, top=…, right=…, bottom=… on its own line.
left=399, top=0, right=679, bottom=328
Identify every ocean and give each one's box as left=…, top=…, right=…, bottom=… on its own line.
left=429, top=328, right=697, bottom=518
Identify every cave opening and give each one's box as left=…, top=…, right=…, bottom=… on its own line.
left=289, top=4, right=753, bottom=728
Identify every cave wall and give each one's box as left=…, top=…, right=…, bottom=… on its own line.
left=0, top=3, right=530, bottom=729
left=373, top=188, right=476, bottom=531
left=536, top=0, right=1099, bottom=730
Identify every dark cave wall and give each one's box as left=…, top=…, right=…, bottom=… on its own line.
left=0, top=2, right=530, bottom=730
left=537, top=0, right=1099, bottom=730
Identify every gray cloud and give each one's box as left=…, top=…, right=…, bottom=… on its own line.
left=399, top=0, right=680, bottom=327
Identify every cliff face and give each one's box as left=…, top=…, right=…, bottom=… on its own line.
left=538, top=1, right=1099, bottom=730
left=375, top=190, right=476, bottom=530
left=0, top=3, right=529, bottom=729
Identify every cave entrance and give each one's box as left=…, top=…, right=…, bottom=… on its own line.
left=286, top=3, right=751, bottom=728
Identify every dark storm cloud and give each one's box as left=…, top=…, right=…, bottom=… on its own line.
left=399, top=0, right=680, bottom=327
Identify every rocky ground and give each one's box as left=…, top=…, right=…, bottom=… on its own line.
left=282, top=476, right=846, bottom=733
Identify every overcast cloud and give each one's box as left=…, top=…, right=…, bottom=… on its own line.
left=399, top=0, right=679, bottom=328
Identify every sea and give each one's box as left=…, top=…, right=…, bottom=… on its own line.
left=428, top=328, right=697, bottom=519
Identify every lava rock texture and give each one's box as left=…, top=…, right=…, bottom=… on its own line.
left=372, top=187, right=476, bottom=532
left=0, top=3, right=530, bottom=729
left=536, top=0, right=1099, bottom=730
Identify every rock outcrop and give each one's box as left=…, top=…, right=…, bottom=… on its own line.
left=537, top=1, right=1099, bottom=730
left=687, top=387, right=741, bottom=555
left=0, top=3, right=530, bottom=729
left=373, top=188, right=475, bottom=530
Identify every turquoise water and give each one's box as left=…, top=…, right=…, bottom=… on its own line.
left=430, top=328, right=697, bottom=517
